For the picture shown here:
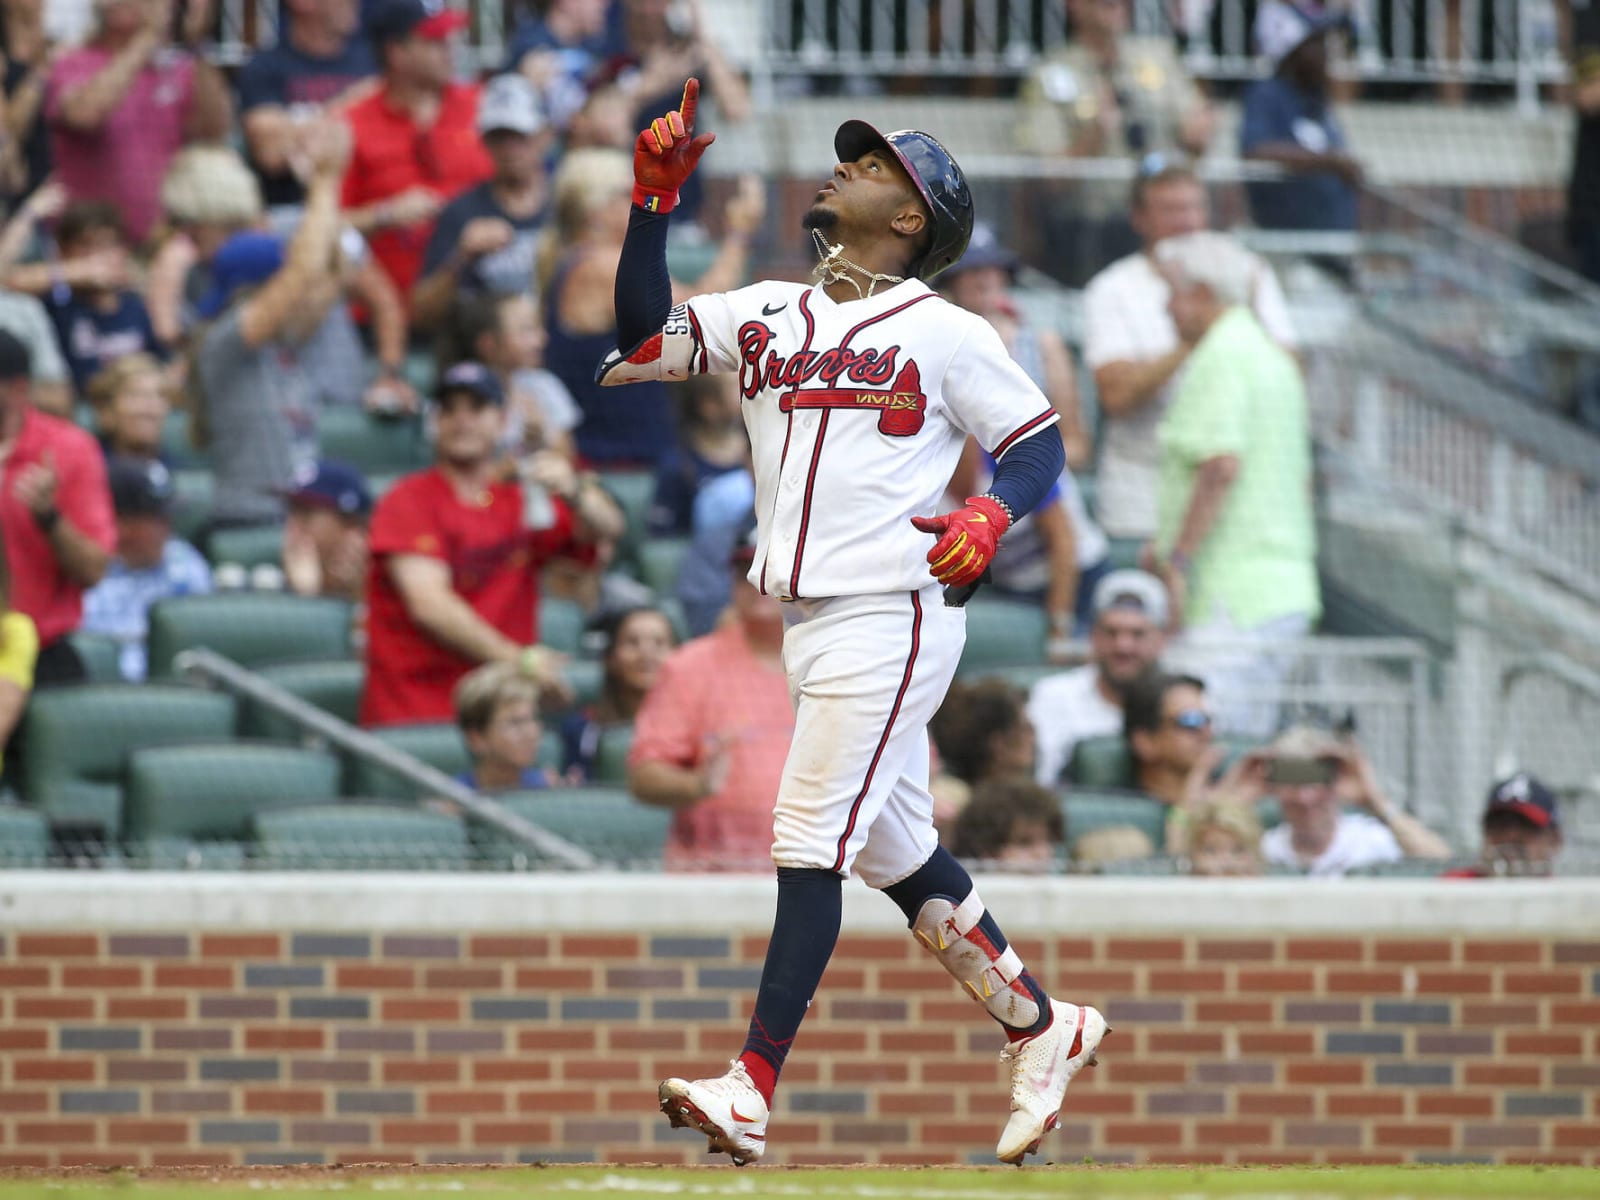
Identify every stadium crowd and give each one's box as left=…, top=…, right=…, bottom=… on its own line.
left=0, top=0, right=1579, bottom=876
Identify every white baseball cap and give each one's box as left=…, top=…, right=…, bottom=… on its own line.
left=1091, top=569, right=1170, bottom=629
left=1254, top=1, right=1349, bottom=70
left=478, top=73, right=547, bottom=137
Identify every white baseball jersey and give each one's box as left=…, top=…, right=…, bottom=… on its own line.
left=679, top=278, right=1060, bottom=601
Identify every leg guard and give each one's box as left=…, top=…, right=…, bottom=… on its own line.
left=911, top=889, right=1042, bottom=1029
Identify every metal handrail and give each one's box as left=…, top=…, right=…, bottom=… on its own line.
left=175, top=648, right=597, bottom=870
left=1500, top=653, right=1600, bottom=707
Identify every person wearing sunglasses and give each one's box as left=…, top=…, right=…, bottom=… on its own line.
left=1121, top=670, right=1215, bottom=817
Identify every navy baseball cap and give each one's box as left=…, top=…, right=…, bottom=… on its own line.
left=370, top=0, right=469, bottom=44
left=196, top=232, right=285, bottom=320
left=281, top=459, right=373, bottom=518
left=1483, top=773, right=1560, bottom=830
left=107, top=456, right=176, bottom=518
left=434, top=360, right=505, bottom=407
left=944, top=222, right=1019, bottom=280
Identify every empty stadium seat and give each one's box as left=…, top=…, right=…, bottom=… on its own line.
left=635, top=536, right=691, bottom=596
left=66, top=631, right=125, bottom=682
left=123, top=743, right=342, bottom=843
left=1061, top=788, right=1170, bottom=859
left=170, top=468, right=215, bottom=545
left=240, top=659, right=366, bottom=741
left=146, top=593, right=354, bottom=679
left=1066, top=735, right=1134, bottom=789
left=593, top=724, right=635, bottom=785
left=315, top=407, right=430, bottom=475
left=563, top=658, right=604, bottom=711
left=345, top=723, right=470, bottom=801
left=252, top=803, right=471, bottom=869
left=160, top=409, right=206, bottom=468
left=0, top=805, right=51, bottom=865
left=956, top=597, right=1048, bottom=674
left=17, top=685, right=237, bottom=838
left=207, top=523, right=284, bottom=570
left=538, top=594, right=587, bottom=656
left=490, top=785, right=671, bottom=866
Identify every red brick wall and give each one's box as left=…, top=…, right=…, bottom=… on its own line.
left=3, top=926, right=1597, bottom=1168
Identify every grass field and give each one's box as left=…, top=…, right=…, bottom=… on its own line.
left=0, top=1165, right=1592, bottom=1200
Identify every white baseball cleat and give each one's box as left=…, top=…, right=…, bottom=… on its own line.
left=657, top=1058, right=769, bottom=1166
left=995, top=1000, right=1110, bottom=1165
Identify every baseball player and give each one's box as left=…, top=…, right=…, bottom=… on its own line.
left=599, top=79, right=1109, bottom=1166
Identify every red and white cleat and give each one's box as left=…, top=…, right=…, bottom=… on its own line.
left=658, top=1059, right=770, bottom=1166
left=995, top=1000, right=1110, bottom=1165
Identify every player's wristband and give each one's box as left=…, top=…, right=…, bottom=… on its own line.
left=631, top=184, right=678, bottom=214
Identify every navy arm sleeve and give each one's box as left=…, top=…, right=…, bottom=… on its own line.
left=986, top=429, right=1065, bottom=521
left=613, top=205, right=675, bottom=357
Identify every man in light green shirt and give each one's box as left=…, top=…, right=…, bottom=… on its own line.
left=1150, top=231, right=1320, bottom=733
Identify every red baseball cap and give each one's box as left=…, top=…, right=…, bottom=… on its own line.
left=371, top=0, right=469, bottom=44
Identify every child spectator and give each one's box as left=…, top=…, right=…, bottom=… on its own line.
left=648, top=373, right=747, bottom=537
left=280, top=459, right=371, bottom=604
left=85, top=353, right=168, bottom=464
left=951, top=779, right=1065, bottom=872
left=1183, top=800, right=1264, bottom=877
left=81, top=455, right=211, bottom=681
left=37, top=200, right=166, bottom=393
left=560, top=605, right=676, bottom=782
left=453, top=660, right=559, bottom=793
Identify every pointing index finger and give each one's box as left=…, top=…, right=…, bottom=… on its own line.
left=680, top=77, right=700, bottom=134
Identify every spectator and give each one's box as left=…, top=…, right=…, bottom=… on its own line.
left=235, top=0, right=376, bottom=211
left=85, top=352, right=168, bottom=464
left=450, top=291, right=580, bottom=461
left=539, top=149, right=761, bottom=467
left=1028, top=568, right=1169, bottom=786
left=1082, top=160, right=1298, bottom=544
left=0, top=328, right=112, bottom=686
left=33, top=200, right=166, bottom=394
left=1183, top=799, right=1264, bottom=877
left=280, top=459, right=371, bottom=603
left=1, top=0, right=55, bottom=202
left=951, top=779, right=1065, bottom=872
left=1152, top=231, right=1319, bottom=736
left=627, top=529, right=792, bottom=872
left=190, top=119, right=354, bottom=530
left=929, top=678, right=1038, bottom=836
left=1569, top=0, right=1600, bottom=285
left=341, top=0, right=492, bottom=302
left=1072, top=824, right=1156, bottom=872
left=80, top=455, right=210, bottom=681
left=0, top=537, right=39, bottom=780
left=413, top=72, right=553, bottom=332
left=45, top=0, right=232, bottom=244
left=1444, top=773, right=1564, bottom=879
left=674, top=463, right=753, bottom=638
left=505, top=0, right=624, bottom=133
left=453, top=660, right=561, bottom=793
left=1241, top=2, right=1362, bottom=234
left=1257, top=725, right=1450, bottom=876
left=360, top=360, right=624, bottom=727
left=0, top=188, right=73, bottom=414
left=560, top=604, right=677, bottom=782
left=1123, top=669, right=1212, bottom=809
left=1018, top=0, right=1214, bottom=284
left=648, top=372, right=746, bottom=536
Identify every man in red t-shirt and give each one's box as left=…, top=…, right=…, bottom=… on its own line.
left=0, top=330, right=114, bottom=687
left=340, top=0, right=493, bottom=301
left=361, top=361, right=624, bottom=726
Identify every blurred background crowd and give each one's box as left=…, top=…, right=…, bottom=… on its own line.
left=0, top=0, right=1595, bottom=877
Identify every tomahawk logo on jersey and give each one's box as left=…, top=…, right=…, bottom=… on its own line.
left=600, top=280, right=1059, bottom=602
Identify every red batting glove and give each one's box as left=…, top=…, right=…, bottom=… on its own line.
left=632, top=77, right=716, bottom=214
left=910, top=495, right=1012, bottom=587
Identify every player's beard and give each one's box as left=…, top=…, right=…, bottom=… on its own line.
left=802, top=206, right=839, bottom=235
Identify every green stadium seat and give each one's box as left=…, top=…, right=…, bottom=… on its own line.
left=539, top=729, right=565, bottom=772
left=635, top=536, right=691, bottom=596
left=126, top=835, right=250, bottom=870
left=161, top=409, right=207, bottom=468
left=146, top=593, right=354, bottom=679
left=17, top=684, right=237, bottom=838
left=0, top=805, right=51, bottom=866
left=170, top=468, right=214, bottom=545
left=345, top=722, right=470, bottom=801
left=402, top=349, right=437, bottom=397
left=1105, top=537, right=1144, bottom=571
left=964, top=663, right=1059, bottom=693
left=207, top=523, right=284, bottom=571
left=252, top=803, right=471, bottom=870
left=1061, top=788, right=1170, bottom=859
left=123, top=743, right=341, bottom=842
left=1065, top=735, right=1134, bottom=789
left=957, top=597, right=1048, bottom=674
left=598, top=469, right=656, bottom=567
left=241, top=659, right=366, bottom=741
left=563, top=658, right=603, bottom=711
left=315, top=406, right=430, bottom=475
left=594, top=724, right=635, bottom=785
left=538, top=594, right=587, bottom=656
left=66, top=631, right=125, bottom=682
left=490, top=785, right=670, bottom=866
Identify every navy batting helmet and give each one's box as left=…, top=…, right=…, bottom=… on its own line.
left=834, top=121, right=975, bottom=282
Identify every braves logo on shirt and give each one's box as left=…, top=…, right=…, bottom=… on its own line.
left=737, top=322, right=927, bottom=436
